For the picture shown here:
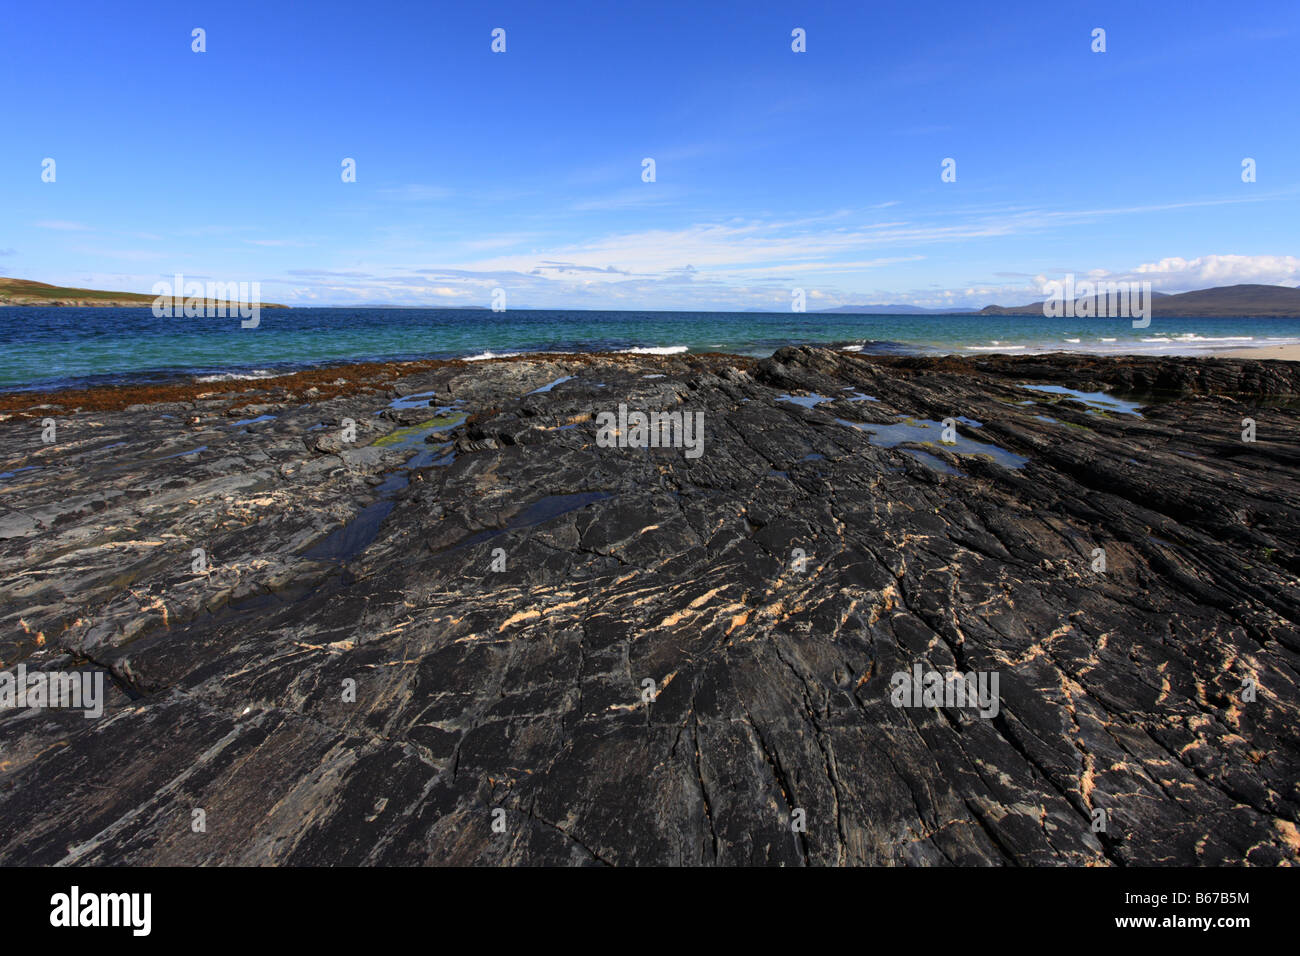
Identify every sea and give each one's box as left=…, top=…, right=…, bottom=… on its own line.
left=3, top=306, right=1299, bottom=391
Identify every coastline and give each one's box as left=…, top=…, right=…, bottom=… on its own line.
left=7, top=303, right=1300, bottom=394
left=3, top=345, right=1300, bottom=415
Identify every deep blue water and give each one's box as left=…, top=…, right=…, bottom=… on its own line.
left=3, top=306, right=1299, bottom=391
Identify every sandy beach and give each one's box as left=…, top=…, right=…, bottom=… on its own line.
left=1213, top=344, right=1300, bottom=361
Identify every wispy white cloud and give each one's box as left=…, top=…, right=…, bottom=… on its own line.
left=1103, top=254, right=1300, bottom=289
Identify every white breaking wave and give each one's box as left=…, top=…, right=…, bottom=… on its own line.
left=193, top=369, right=281, bottom=383
left=1167, top=334, right=1254, bottom=342
left=840, top=344, right=864, bottom=352
left=966, top=345, right=1026, bottom=351
left=463, top=350, right=524, bottom=361
left=1135, top=334, right=1252, bottom=343
left=618, top=345, right=689, bottom=355
left=998, top=333, right=1300, bottom=357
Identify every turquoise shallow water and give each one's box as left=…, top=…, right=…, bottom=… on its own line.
left=3, top=306, right=1299, bottom=391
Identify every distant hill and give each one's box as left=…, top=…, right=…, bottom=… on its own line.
left=350, top=303, right=489, bottom=310
left=818, top=304, right=978, bottom=314
left=978, top=283, right=1300, bottom=317
left=0, top=277, right=284, bottom=309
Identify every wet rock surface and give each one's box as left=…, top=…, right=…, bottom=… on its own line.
left=1, top=347, right=1298, bottom=865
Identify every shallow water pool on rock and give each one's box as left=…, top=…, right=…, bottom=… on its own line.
left=837, top=417, right=1028, bottom=470
left=777, top=392, right=833, bottom=408
left=229, top=414, right=277, bottom=427
left=0, top=464, right=43, bottom=482
left=528, top=375, right=574, bottom=395
left=1019, top=384, right=1144, bottom=416
left=370, top=411, right=465, bottom=450
left=387, top=389, right=440, bottom=410
left=303, top=440, right=458, bottom=564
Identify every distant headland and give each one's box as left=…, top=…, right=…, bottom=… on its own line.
left=0, top=277, right=285, bottom=310
left=821, top=284, right=1300, bottom=318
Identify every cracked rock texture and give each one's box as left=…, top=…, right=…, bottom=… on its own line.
left=1, top=347, right=1298, bottom=865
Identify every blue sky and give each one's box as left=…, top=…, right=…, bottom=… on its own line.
left=2, top=0, right=1298, bottom=310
